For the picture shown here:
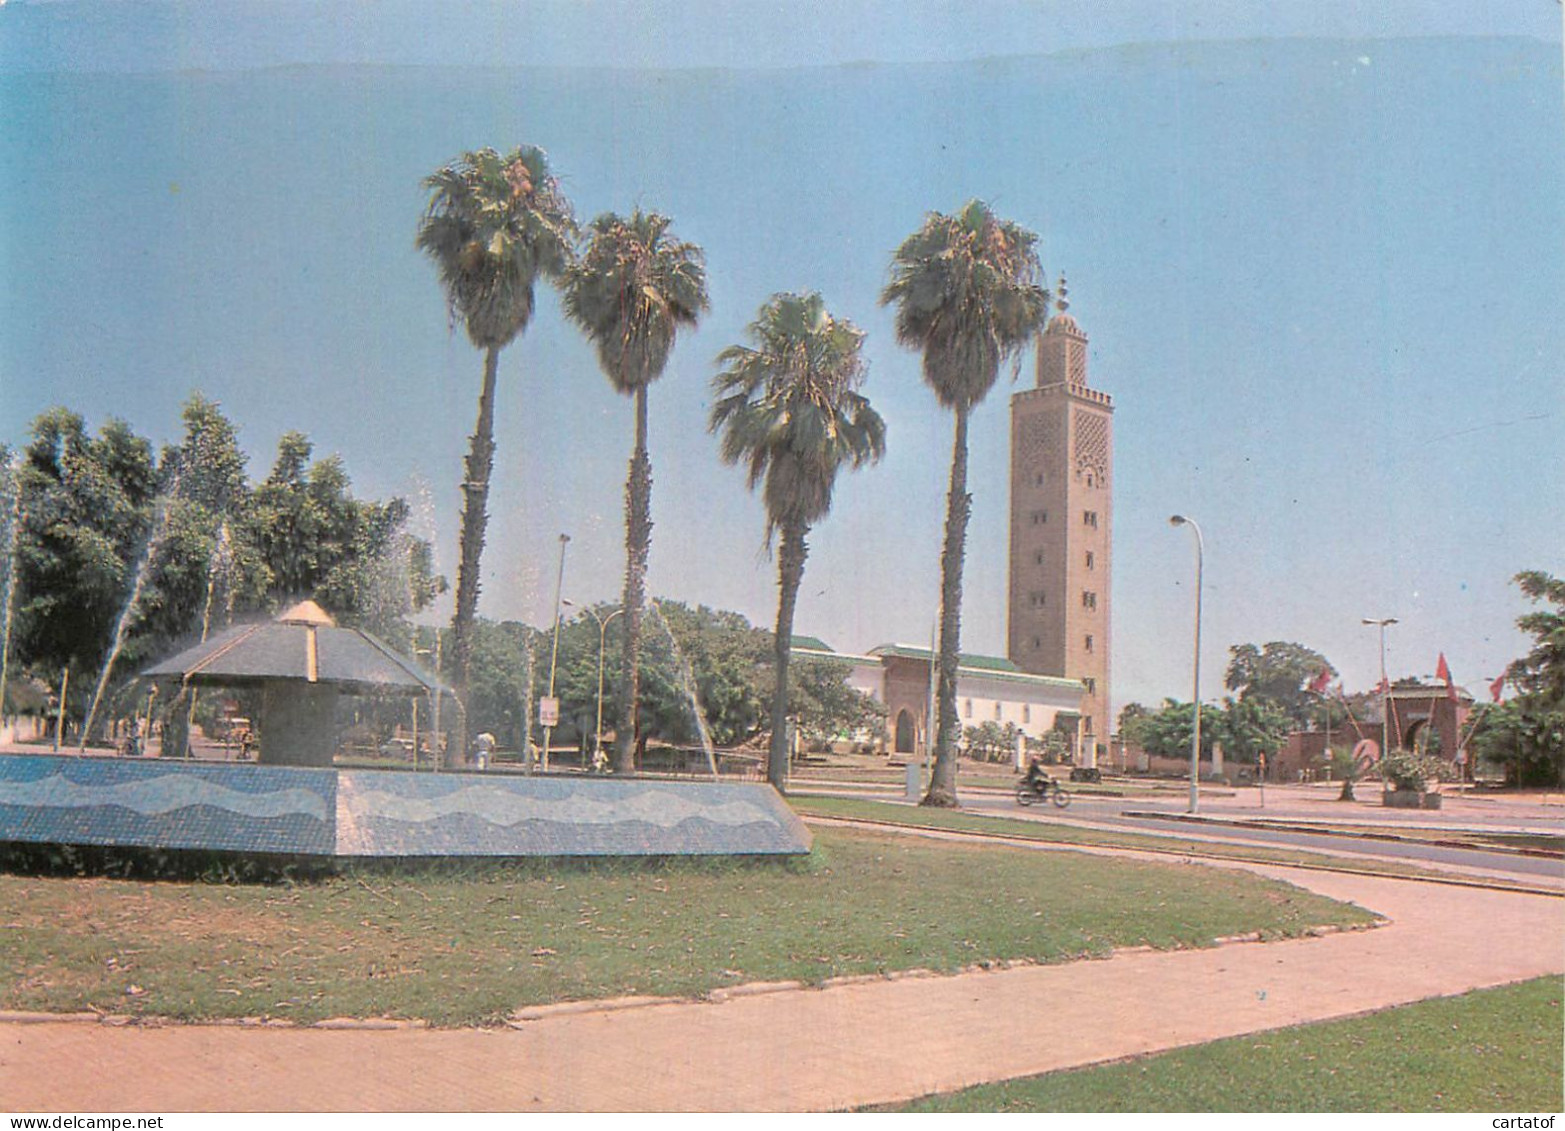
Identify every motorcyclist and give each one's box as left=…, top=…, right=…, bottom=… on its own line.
left=1023, top=756, right=1050, bottom=794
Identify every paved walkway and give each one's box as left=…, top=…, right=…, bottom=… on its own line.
left=1, top=845, right=1561, bottom=1111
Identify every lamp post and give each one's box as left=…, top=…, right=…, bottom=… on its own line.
left=564, top=599, right=623, bottom=772
left=1170, top=515, right=1204, bottom=813
left=541, top=533, right=570, bottom=771
left=1363, top=616, right=1398, bottom=769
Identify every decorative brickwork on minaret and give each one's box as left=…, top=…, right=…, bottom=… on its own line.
left=1007, top=278, right=1113, bottom=764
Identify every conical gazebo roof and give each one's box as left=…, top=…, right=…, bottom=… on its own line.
left=142, top=601, right=446, bottom=695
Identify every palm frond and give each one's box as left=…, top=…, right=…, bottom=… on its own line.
left=880, top=200, right=1050, bottom=410
left=415, top=146, right=578, bottom=351
left=709, top=291, right=887, bottom=537
left=563, top=209, right=709, bottom=393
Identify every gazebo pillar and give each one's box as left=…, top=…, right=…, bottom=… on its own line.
left=259, top=683, right=341, bottom=767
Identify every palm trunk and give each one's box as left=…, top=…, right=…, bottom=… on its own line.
left=449, top=344, right=501, bottom=768
left=924, top=405, right=971, bottom=808
left=614, top=385, right=652, bottom=774
left=770, top=520, right=809, bottom=791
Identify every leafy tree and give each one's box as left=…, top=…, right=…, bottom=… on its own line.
left=639, top=601, right=769, bottom=750
left=130, top=395, right=254, bottom=662
left=785, top=655, right=886, bottom=748
left=462, top=602, right=879, bottom=762
left=1123, top=699, right=1217, bottom=761
left=1510, top=570, right=1565, bottom=709
left=7, top=402, right=443, bottom=740
left=1211, top=694, right=1291, bottom=767
left=710, top=291, right=886, bottom=789
left=963, top=720, right=1022, bottom=763
left=461, top=619, right=533, bottom=752
left=417, top=146, right=576, bottom=762
left=10, top=409, right=159, bottom=722
left=242, top=433, right=442, bottom=638
left=1470, top=700, right=1563, bottom=787
left=1472, top=571, right=1565, bottom=786
left=1117, top=702, right=1152, bottom=746
left=881, top=201, right=1049, bottom=806
left=564, top=210, right=708, bottom=774
left=1225, top=641, right=1336, bottom=729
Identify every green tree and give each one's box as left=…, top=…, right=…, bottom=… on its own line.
left=416, top=146, right=576, bottom=761
left=881, top=201, right=1049, bottom=806
left=785, top=655, right=886, bottom=749
left=1127, top=699, right=1217, bottom=761
left=1224, top=641, right=1336, bottom=729
left=563, top=210, right=708, bottom=774
left=10, top=409, right=158, bottom=723
left=1473, top=571, right=1565, bottom=786
left=244, top=433, right=442, bottom=636
left=130, top=395, right=254, bottom=663
left=710, top=291, right=886, bottom=789
left=1212, top=695, right=1291, bottom=767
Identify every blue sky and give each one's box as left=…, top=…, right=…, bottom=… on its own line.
left=2, top=1, right=1562, bottom=722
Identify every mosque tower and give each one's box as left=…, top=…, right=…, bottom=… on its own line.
left=1006, top=278, right=1113, bottom=764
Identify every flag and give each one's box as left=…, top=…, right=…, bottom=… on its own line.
left=1436, top=653, right=1457, bottom=702
left=1374, top=677, right=1389, bottom=696
left=1490, top=672, right=1506, bottom=703
left=1308, top=667, right=1332, bottom=695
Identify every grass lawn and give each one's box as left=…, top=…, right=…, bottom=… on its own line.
left=792, top=796, right=1521, bottom=883
left=0, top=827, right=1374, bottom=1027
left=873, top=976, right=1564, bottom=1112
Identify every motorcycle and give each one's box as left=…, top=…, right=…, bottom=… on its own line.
left=1015, top=775, right=1070, bottom=809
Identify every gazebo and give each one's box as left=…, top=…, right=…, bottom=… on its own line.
left=142, top=600, right=445, bottom=767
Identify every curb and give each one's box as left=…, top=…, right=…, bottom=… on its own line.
left=1120, top=810, right=1565, bottom=860
left=798, top=814, right=1565, bottom=898
left=0, top=1010, right=429, bottom=1030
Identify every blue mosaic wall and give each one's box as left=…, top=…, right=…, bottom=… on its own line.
left=0, top=755, right=335, bottom=855
left=335, top=771, right=811, bottom=857
left=0, top=755, right=811, bottom=859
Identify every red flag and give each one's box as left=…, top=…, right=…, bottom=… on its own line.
left=1489, top=673, right=1506, bottom=703
left=1308, top=667, right=1332, bottom=695
left=1436, top=653, right=1457, bottom=702
left=1374, top=677, right=1389, bottom=696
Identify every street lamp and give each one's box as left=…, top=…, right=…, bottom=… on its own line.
left=563, top=599, right=623, bottom=772
left=1363, top=617, right=1398, bottom=767
left=541, top=533, right=570, bottom=771
left=1169, top=515, right=1204, bottom=814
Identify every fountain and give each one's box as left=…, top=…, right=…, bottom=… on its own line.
left=0, top=454, right=22, bottom=730
left=80, top=475, right=183, bottom=751
left=0, top=586, right=806, bottom=865
left=647, top=599, right=720, bottom=778
left=177, top=522, right=235, bottom=757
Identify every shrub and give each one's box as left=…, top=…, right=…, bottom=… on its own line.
left=1380, top=750, right=1444, bottom=793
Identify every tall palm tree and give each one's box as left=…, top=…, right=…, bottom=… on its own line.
left=881, top=201, right=1049, bottom=807
left=710, top=292, right=886, bottom=790
left=416, top=146, right=576, bottom=763
left=564, top=210, right=707, bottom=773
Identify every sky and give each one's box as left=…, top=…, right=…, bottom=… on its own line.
left=2, top=1, right=1562, bottom=726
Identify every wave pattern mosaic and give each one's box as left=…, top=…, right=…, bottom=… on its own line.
left=0, top=756, right=811, bottom=858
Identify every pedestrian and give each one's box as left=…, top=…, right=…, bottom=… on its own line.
left=475, top=731, right=495, bottom=771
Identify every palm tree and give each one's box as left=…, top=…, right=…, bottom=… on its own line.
left=710, top=292, right=886, bottom=790
left=564, top=210, right=707, bottom=773
left=416, top=147, right=576, bottom=763
left=881, top=201, right=1049, bottom=806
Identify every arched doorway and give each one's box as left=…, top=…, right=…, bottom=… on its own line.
left=894, top=709, right=916, bottom=754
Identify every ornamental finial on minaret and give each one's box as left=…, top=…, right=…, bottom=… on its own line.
left=1055, top=273, right=1069, bottom=314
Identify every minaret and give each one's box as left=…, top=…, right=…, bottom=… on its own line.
left=1006, top=277, right=1113, bottom=764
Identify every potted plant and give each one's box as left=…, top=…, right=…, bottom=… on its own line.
left=1380, top=750, right=1444, bottom=809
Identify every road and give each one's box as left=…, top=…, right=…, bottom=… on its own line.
left=799, top=779, right=1565, bottom=884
